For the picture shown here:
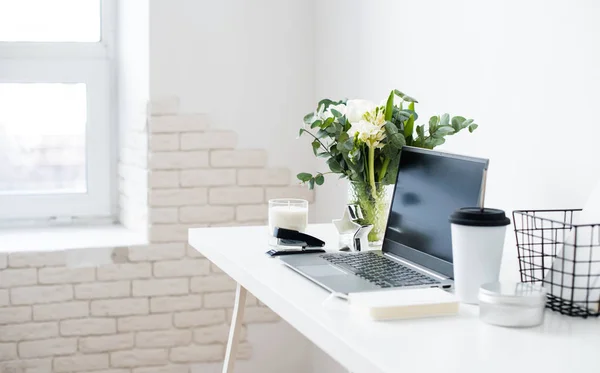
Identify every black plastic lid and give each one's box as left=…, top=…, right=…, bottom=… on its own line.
left=449, top=207, right=511, bottom=227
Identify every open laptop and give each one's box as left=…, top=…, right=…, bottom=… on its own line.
left=279, top=146, right=489, bottom=294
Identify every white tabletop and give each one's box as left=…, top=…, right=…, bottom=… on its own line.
left=189, top=224, right=600, bottom=373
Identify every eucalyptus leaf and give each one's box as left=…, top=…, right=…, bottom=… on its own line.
left=316, top=129, right=328, bottom=138
left=308, top=178, right=315, bottom=190
left=432, top=126, right=455, bottom=138
left=315, top=174, right=325, bottom=185
left=311, top=140, right=320, bottom=155
left=440, top=113, right=450, bottom=127
left=416, top=125, right=425, bottom=139
left=385, top=121, right=406, bottom=148
left=317, top=152, right=329, bottom=158
left=297, top=172, right=312, bottom=182
left=327, top=158, right=343, bottom=173
left=310, top=119, right=323, bottom=129
left=303, top=112, right=315, bottom=125
left=451, top=116, right=466, bottom=129
left=468, top=123, right=479, bottom=133
left=298, top=128, right=304, bottom=137
left=330, top=109, right=342, bottom=118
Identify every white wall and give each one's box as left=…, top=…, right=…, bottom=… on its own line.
left=150, top=0, right=317, bottom=191
left=315, top=0, right=600, bottom=246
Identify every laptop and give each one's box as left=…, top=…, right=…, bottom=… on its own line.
left=279, top=146, right=489, bottom=294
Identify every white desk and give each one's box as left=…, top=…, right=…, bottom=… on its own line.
left=189, top=224, right=600, bottom=373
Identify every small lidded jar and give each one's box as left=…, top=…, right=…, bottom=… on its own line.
left=479, top=282, right=547, bottom=327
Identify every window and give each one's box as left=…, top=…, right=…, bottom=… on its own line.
left=0, top=0, right=114, bottom=222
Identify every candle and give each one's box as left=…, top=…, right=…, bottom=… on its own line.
left=268, top=199, right=309, bottom=234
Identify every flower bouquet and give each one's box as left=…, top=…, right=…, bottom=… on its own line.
left=298, top=89, right=478, bottom=245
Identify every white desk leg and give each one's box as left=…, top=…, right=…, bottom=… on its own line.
left=222, top=283, right=247, bottom=373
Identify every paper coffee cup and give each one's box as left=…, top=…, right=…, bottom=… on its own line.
left=449, top=208, right=511, bottom=304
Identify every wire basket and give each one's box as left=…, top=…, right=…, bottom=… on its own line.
left=513, top=209, right=600, bottom=318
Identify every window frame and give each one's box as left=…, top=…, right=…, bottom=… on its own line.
left=0, top=0, right=116, bottom=223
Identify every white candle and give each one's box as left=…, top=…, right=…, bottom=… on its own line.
left=268, top=203, right=308, bottom=233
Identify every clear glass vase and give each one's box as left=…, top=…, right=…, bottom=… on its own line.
left=348, top=181, right=394, bottom=247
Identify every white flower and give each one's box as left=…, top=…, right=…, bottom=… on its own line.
left=346, top=99, right=377, bottom=123
left=348, top=119, right=386, bottom=148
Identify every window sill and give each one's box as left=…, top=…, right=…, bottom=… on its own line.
left=0, top=224, right=147, bottom=253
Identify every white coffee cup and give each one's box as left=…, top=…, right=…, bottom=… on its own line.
left=449, top=207, right=511, bottom=304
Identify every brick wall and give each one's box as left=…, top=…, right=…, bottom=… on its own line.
left=0, top=97, right=314, bottom=373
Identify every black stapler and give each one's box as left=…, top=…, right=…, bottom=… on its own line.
left=265, top=227, right=325, bottom=257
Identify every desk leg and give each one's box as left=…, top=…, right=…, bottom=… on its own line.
left=222, top=283, right=247, bottom=373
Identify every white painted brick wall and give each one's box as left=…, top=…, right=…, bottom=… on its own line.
left=11, top=285, right=73, bottom=305
left=79, top=334, right=135, bottom=353
left=153, top=259, right=210, bottom=277
left=132, top=278, right=188, bottom=297
left=171, top=344, right=224, bottom=363
left=208, top=187, right=264, bottom=205
left=91, top=298, right=149, bottom=317
left=53, top=353, right=109, bottom=372
left=18, top=338, right=77, bottom=358
left=237, top=168, right=290, bottom=186
left=33, top=302, right=89, bottom=321
left=210, top=149, right=267, bottom=168
left=38, top=267, right=95, bottom=284
left=179, top=206, right=235, bottom=223
left=150, top=188, right=207, bottom=206
left=0, top=269, right=37, bottom=288
left=60, top=318, right=116, bottom=336
left=75, top=281, right=131, bottom=299
left=135, top=330, right=192, bottom=348
left=0, top=102, right=297, bottom=371
left=117, top=314, right=172, bottom=332
left=150, top=151, right=209, bottom=170
left=111, top=349, right=169, bottom=368
left=180, top=169, right=236, bottom=187
left=0, top=322, right=58, bottom=342
left=180, top=131, right=237, bottom=150
left=0, top=306, right=32, bottom=324
left=128, top=243, right=186, bottom=262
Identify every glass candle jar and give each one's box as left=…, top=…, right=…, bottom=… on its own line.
left=268, top=199, right=309, bottom=235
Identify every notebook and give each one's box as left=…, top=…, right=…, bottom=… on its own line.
left=348, top=288, right=458, bottom=321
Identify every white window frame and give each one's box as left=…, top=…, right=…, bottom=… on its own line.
left=0, top=0, right=116, bottom=223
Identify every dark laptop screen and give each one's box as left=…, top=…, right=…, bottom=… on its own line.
left=382, top=147, right=488, bottom=279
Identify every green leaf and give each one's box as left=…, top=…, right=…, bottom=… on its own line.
left=298, top=128, right=304, bottom=137
left=311, top=140, right=320, bottom=155
left=432, top=126, right=455, bottom=138
left=451, top=116, right=466, bottom=129
left=461, top=118, right=474, bottom=129
left=429, top=116, right=440, bottom=134
left=297, top=172, right=312, bottom=182
left=440, top=113, right=450, bottom=127
left=310, top=119, right=323, bottom=129
left=393, top=89, right=406, bottom=99
left=402, top=95, right=418, bottom=103
left=327, top=158, right=343, bottom=173
left=468, top=123, right=479, bottom=133
left=308, top=178, right=315, bottom=190
left=316, top=129, right=328, bottom=138
left=385, top=91, right=394, bottom=121
left=343, top=138, right=354, bottom=151
left=315, top=174, right=325, bottom=185
left=385, top=121, right=407, bottom=149
left=303, top=112, right=315, bottom=125
left=404, top=114, right=415, bottom=138
left=416, top=125, right=425, bottom=139
left=408, top=102, right=415, bottom=111
left=316, top=152, right=329, bottom=158
left=330, top=109, right=342, bottom=118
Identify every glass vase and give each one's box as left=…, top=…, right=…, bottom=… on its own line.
left=348, top=181, right=394, bottom=247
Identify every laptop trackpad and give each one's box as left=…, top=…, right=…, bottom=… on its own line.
left=297, top=265, right=347, bottom=277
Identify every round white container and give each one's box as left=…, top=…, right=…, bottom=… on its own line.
left=268, top=199, right=309, bottom=234
left=479, top=282, right=547, bottom=327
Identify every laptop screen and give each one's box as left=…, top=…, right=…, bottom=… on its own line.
left=382, top=147, right=488, bottom=279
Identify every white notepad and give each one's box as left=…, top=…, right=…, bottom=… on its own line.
left=348, top=288, right=458, bottom=321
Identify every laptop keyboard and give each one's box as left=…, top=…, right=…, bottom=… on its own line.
left=320, top=252, right=441, bottom=288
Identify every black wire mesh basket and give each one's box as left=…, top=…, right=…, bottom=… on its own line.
left=513, top=209, right=600, bottom=318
